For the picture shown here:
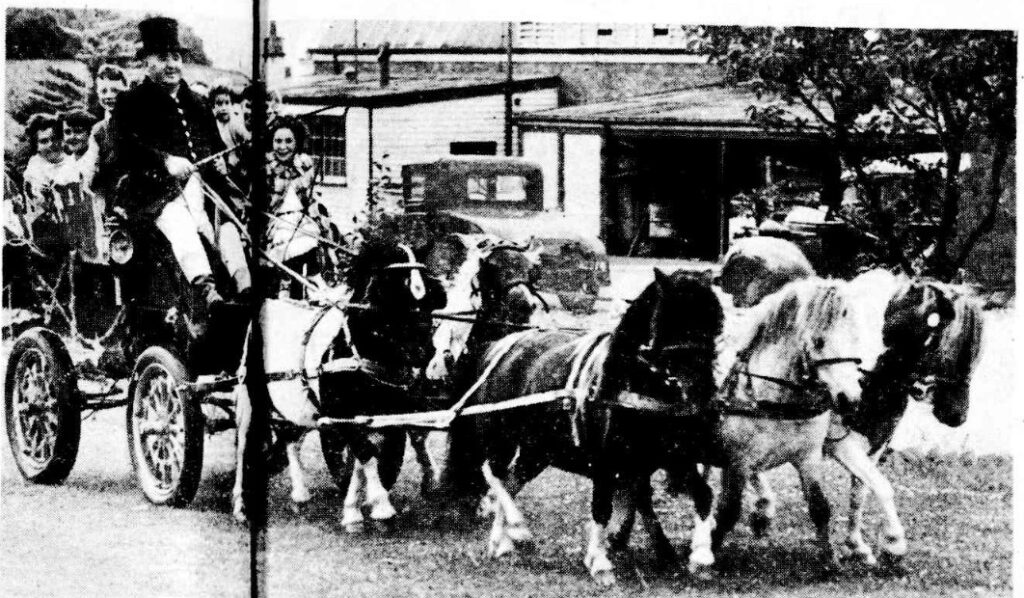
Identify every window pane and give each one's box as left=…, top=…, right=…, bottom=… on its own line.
left=495, top=176, right=527, bottom=202
left=408, top=174, right=425, bottom=204
left=467, top=176, right=488, bottom=201
left=308, top=115, right=346, bottom=179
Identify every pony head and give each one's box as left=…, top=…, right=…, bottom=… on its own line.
left=882, top=280, right=956, bottom=352
left=919, top=288, right=984, bottom=427
left=737, top=279, right=863, bottom=414
left=346, top=239, right=447, bottom=367
left=613, top=267, right=723, bottom=402
left=424, top=235, right=546, bottom=380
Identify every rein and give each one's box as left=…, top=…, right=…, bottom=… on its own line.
left=715, top=354, right=862, bottom=419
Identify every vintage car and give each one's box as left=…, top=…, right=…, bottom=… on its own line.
left=398, top=157, right=610, bottom=311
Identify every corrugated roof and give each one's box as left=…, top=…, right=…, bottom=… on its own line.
left=313, top=20, right=506, bottom=50
left=280, top=74, right=560, bottom=108
left=519, top=85, right=829, bottom=127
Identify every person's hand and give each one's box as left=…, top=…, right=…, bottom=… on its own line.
left=165, top=155, right=195, bottom=180
left=296, top=154, right=314, bottom=171
left=213, top=156, right=228, bottom=176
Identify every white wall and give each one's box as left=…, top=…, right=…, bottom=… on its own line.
left=563, top=133, right=602, bottom=239
left=285, top=88, right=559, bottom=229
left=521, top=131, right=559, bottom=210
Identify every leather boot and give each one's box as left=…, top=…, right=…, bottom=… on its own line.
left=191, top=274, right=224, bottom=310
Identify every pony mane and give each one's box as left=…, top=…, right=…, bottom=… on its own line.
left=345, top=239, right=407, bottom=297
left=848, top=269, right=907, bottom=371
left=727, top=277, right=853, bottom=364
left=935, top=285, right=985, bottom=375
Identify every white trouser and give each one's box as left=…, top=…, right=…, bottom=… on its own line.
left=155, top=175, right=251, bottom=291
left=218, top=221, right=251, bottom=292
left=155, top=194, right=213, bottom=283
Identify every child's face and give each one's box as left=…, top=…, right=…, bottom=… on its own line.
left=96, top=77, right=126, bottom=114
left=36, top=127, right=63, bottom=164
left=63, top=123, right=90, bottom=156
left=212, top=93, right=234, bottom=123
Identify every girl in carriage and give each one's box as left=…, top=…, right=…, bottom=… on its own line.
left=263, top=116, right=331, bottom=298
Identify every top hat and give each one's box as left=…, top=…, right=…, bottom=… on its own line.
left=137, top=16, right=185, bottom=59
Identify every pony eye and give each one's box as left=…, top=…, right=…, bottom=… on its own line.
left=812, top=337, right=825, bottom=352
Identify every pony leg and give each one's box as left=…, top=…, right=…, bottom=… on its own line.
left=605, top=485, right=637, bottom=550
left=584, top=519, right=616, bottom=587
left=231, top=383, right=251, bottom=523
left=341, top=459, right=365, bottom=533
left=833, top=436, right=906, bottom=561
left=843, top=474, right=877, bottom=565
left=586, top=467, right=618, bottom=587
left=362, top=457, right=398, bottom=522
left=796, top=454, right=836, bottom=567
left=749, top=471, right=777, bottom=537
left=409, top=431, right=440, bottom=497
left=712, top=464, right=747, bottom=555
left=285, top=437, right=310, bottom=506
left=684, top=466, right=717, bottom=574
left=634, top=479, right=676, bottom=568
left=480, top=461, right=532, bottom=547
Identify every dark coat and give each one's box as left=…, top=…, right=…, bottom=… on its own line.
left=108, top=77, right=229, bottom=220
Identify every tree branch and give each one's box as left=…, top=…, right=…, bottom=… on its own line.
left=952, top=135, right=1011, bottom=269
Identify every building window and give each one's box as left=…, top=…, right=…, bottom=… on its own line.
left=596, top=27, right=614, bottom=36
left=450, top=141, right=497, bottom=156
left=653, top=26, right=669, bottom=37
left=307, top=114, right=346, bottom=183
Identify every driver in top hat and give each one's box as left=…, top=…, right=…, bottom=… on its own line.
left=109, top=16, right=251, bottom=308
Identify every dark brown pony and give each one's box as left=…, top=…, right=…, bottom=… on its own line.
left=441, top=269, right=723, bottom=586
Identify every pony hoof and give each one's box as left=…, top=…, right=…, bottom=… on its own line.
left=687, top=563, right=715, bottom=580
left=368, top=501, right=397, bottom=522
left=878, top=551, right=908, bottom=572
left=343, top=521, right=365, bottom=534
left=504, top=524, right=533, bottom=545
left=591, top=569, right=616, bottom=587
left=488, top=533, right=516, bottom=558
left=750, top=512, right=772, bottom=538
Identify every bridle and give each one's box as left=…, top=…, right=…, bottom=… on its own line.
left=472, top=245, right=550, bottom=315
left=740, top=353, right=863, bottom=393
left=635, top=338, right=714, bottom=393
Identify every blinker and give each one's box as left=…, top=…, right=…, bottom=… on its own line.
left=927, top=312, right=941, bottom=328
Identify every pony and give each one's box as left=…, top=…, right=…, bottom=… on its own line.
left=230, top=239, right=446, bottom=525
left=693, top=278, right=865, bottom=569
left=747, top=270, right=983, bottom=565
left=440, top=268, right=723, bottom=586
left=321, top=233, right=548, bottom=522
left=718, top=237, right=814, bottom=308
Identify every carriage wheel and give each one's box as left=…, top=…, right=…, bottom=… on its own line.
left=4, top=328, right=80, bottom=484
left=126, top=347, right=204, bottom=506
left=320, top=429, right=406, bottom=492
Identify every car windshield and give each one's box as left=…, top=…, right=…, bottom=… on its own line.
left=466, top=174, right=528, bottom=203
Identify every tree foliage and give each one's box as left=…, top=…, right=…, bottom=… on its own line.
left=5, top=8, right=211, bottom=66
left=703, top=27, right=1016, bottom=280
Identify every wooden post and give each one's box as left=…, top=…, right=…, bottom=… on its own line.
left=504, top=21, right=514, bottom=156
left=718, top=140, right=728, bottom=258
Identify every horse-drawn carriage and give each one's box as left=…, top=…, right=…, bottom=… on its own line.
left=4, top=154, right=985, bottom=587
left=3, top=173, right=251, bottom=505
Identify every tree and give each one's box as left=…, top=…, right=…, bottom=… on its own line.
left=703, top=27, right=1016, bottom=280
left=6, top=9, right=81, bottom=59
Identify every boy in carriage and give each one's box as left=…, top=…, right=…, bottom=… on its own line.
left=107, top=16, right=251, bottom=308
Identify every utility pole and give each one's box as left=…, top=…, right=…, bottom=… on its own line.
left=246, top=2, right=270, bottom=597
left=504, top=21, right=514, bottom=156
